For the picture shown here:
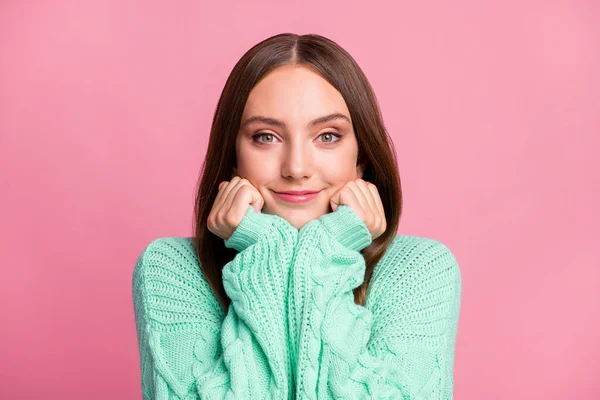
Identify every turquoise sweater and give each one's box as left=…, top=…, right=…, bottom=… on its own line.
left=132, top=205, right=461, bottom=399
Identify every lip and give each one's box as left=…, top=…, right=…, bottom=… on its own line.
left=273, top=190, right=321, bottom=203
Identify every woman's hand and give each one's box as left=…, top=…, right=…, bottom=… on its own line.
left=207, top=176, right=265, bottom=240
left=329, top=178, right=387, bottom=240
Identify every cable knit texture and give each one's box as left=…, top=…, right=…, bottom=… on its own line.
left=133, top=205, right=462, bottom=399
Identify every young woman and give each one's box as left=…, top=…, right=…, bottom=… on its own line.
left=133, top=33, right=462, bottom=399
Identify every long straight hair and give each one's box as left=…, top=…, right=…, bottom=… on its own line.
left=192, top=33, right=403, bottom=312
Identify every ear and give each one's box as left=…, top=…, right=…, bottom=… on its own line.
left=356, top=163, right=364, bottom=179
left=356, top=158, right=366, bottom=179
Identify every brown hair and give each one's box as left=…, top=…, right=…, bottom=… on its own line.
left=192, top=33, right=403, bottom=312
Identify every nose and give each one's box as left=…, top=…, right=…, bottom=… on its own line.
left=281, top=138, right=314, bottom=180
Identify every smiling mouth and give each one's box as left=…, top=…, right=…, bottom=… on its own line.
left=272, top=190, right=321, bottom=203
left=275, top=191, right=320, bottom=195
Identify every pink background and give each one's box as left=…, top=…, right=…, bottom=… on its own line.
left=1, top=1, right=598, bottom=398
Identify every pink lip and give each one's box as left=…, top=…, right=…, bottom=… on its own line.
left=273, top=190, right=321, bottom=203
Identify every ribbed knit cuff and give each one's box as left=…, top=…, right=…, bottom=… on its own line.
left=318, top=205, right=372, bottom=252
left=224, top=206, right=274, bottom=252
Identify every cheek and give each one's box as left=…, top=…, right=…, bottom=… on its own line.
left=319, top=155, right=358, bottom=181
left=237, top=152, right=277, bottom=183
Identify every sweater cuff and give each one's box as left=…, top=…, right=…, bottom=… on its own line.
left=224, top=206, right=274, bottom=252
left=318, top=205, right=372, bottom=252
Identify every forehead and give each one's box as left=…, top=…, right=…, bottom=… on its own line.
left=242, top=65, right=350, bottom=122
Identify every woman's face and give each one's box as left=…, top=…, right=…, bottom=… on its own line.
left=234, top=64, right=363, bottom=230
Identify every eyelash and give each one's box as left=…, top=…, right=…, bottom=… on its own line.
left=252, top=132, right=342, bottom=146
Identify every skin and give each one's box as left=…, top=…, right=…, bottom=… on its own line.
left=232, top=64, right=364, bottom=230
left=208, top=64, right=385, bottom=241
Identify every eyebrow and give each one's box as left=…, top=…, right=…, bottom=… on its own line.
left=240, top=112, right=352, bottom=130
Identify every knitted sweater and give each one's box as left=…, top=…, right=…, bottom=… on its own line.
left=132, top=205, right=462, bottom=399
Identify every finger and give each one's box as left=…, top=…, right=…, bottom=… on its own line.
left=214, top=181, right=229, bottom=208
left=238, top=179, right=264, bottom=212
left=215, top=176, right=241, bottom=211
left=349, top=180, right=378, bottom=229
left=355, top=179, right=383, bottom=231
left=233, top=184, right=263, bottom=216
left=367, top=183, right=386, bottom=232
left=330, top=185, right=350, bottom=211
left=355, top=179, right=377, bottom=215
left=346, top=181, right=369, bottom=215
left=221, top=177, right=245, bottom=214
left=367, top=183, right=385, bottom=220
left=331, top=183, right=363, bottom=218
left=330, top=188, right=340, bottom=211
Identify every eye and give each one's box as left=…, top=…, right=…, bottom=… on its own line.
left=317, top=132, right=342, bottom=144
left=252, top=133, right=279, bottom=144
left=251, top=132, right=342, bottom=145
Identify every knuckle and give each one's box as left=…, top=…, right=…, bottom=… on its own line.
left=225, top=214, right=237, bottom=227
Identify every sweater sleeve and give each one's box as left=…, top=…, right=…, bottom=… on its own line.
left=287, top=205, right=462, bottom=399
left=132, top=206, right=297, bottom=399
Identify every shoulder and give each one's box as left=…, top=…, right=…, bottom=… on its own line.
left=367, top=234, right=462, bottom=308
left=134, top=236, right=198, bottom=273
left=132, top=237, right=224, bottom=333
left=379, top=234, right=461, bottom=282
left=133, top=237, right=203, bottom=290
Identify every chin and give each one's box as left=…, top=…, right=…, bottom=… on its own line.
left=263, top=203, right=330, bottom=224
left=264, top=211, right=300, bottom=227
left=291, top=212, right=325, bottom=229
